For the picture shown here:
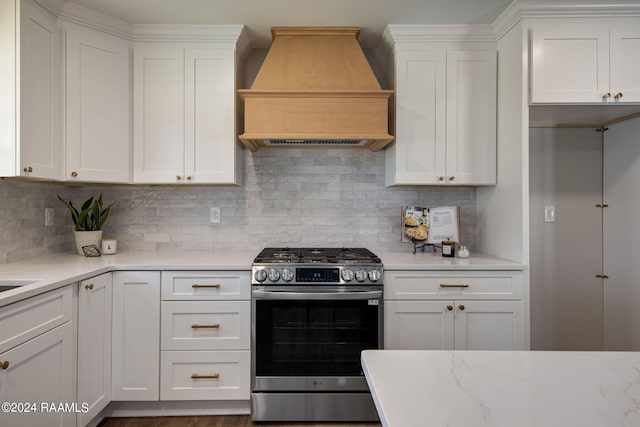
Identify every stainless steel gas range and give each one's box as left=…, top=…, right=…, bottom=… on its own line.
left=250, top=247, right=383, bottom=422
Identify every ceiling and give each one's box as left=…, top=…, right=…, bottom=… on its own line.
left=66, top=0, right=514, bottom=47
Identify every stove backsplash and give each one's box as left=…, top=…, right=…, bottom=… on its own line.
left=0, top=149, right=475, bottom=264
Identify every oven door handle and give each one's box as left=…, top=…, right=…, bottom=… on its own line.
left=252, top=290, right=382, bottom=300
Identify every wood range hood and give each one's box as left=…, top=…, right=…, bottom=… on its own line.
left=238, top=27, right=394, bottom=151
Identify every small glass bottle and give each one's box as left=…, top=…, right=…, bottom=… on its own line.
left=442, top=239, right=455, bottom=257
left=457, top=245, right=470, bottom=258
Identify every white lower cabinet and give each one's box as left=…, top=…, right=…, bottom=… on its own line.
left=0, top=287, right=75, bottom=427
left=384, top=271, right=526, bottom=350
left=111, top=271, right=160, bottom=401
left=77, top=273, right=112, bottom=426
left=160, top=271, right=251, bottom=401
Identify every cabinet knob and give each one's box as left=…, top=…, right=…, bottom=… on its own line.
left=23, top=166, right=33, bottom=173
left=186, top=175, right=192, bottom=180
left=449, top=176, right=455, bottom=181
left=615, top=92, right=623, bottom=100
left=176, top=175, right=182, bottom=180
left=602, top=92, right=611, bottom=101
left=71, top=171, right=78, bottom=177
left=458, top=304, right=465, bottom=311
left=85, top=283, right=94, bottom=291
left=446, top=305, right=453, bottom=311
left=438, top=176, right=445, bottom=181
left=1, top=361, right=9, bottom=370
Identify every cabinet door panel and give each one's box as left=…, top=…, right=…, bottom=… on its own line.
left=388, top=50, right=446, bottom=185
left=184, top=48, right=239, bottom=183
left=78, top=273, right=112, bottom=425
left=446, top=51, right=496, bottom=185
left=65, top=24, right=130, bottom=183
left=531, top=26, right=609, bottom=103
left=112, top=271, right=160, bottom=400
left=610, top=24, right=640, bottom=102
left=385, top=300, right=454, bottom=350
left=454, top=300, right=525, bottom=350
left=133, top=48, right=184, bottom=183
left=1, top=322, right=74, bottom=427
left=19, top=0, right=62, bottom=179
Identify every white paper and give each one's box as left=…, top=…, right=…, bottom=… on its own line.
left=427, top=206, right=459, bottom=243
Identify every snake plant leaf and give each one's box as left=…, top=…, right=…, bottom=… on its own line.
left=57, top=193, right=114, bottom=231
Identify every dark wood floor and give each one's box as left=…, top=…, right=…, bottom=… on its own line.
left=98, top=415, right=381, bottom=427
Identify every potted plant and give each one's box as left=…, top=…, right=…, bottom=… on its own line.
left=57, top=194, right=115, bottom=255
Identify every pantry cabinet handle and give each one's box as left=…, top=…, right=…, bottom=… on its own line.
left=192, top=283, right=221, bottom=288
left=438, top=176, right=445, bottom=181
left=85, top=283, right=94, bottom=291
left=440, top=283, right=469, bottom=288
left=449, top=176, right=455, bottom=181
left=71, top=171, right=78, bottom=177
left=176, top=175, right=182, bottom=180
left=23, top=166, right=33, bottom=173
left=191, top=373, right=219, bottom=379
left=191, top=323, right=220, bottom=329
left=458, top=305, right=465, bottom=310
left=446, top=305, right=453, bottom=311
left=1, top=361, right=9, bottom=369
left=602, top=92, right=611, bottom=100
left=614, top=92, right=623, bottom=100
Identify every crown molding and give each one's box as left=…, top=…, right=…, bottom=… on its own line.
left=58, top=2, right=134, bottom=41
left=383, top=24, right=496, bottom=44
left=133, top=24, right=249, bottom=45
left=519, top=3, right=640, bottom=19
left=33, top=0, right=64, bottom=17
left=493, top=0, right=523, bottom=41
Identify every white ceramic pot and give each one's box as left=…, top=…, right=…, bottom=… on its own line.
left=74, top=230, right=103, bottom=255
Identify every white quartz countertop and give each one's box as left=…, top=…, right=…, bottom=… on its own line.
left=361, top=350, right=640, bottom=427
left=0, top=249, right=524, bottom=308
left=0, top=250, right=254, bottom=307
left=378, top=251, right=525, bottom=270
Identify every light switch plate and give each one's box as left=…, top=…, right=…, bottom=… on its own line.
left=210, top=207, right=221, bottom=224
left=544, top=205, right=555, bottom=223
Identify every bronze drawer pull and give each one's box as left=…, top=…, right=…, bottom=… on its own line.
left=440, top=283, right=469, bottom=288
left=191, top=373, right=219, bottom=379
left=192, top=283, right=221, bottom=289
left=191, top=323, right=220, bottom=329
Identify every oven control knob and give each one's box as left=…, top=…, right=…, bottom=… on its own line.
left=281, top=268, right=294, bottom=282
left=267, top=268, right=280, bottom=282
left=254, top=269, right=267, bottom=283
left=355, top=270, right=368, bottom=282
left=341, top=269, right=354, bottom=282
left=368, top=270, right=382, bottom=282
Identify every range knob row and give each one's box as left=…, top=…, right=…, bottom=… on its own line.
left=255, top=268, right=382, bottom=283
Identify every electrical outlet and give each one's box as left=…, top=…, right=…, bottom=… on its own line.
left=210, top=207, right=221, bottom=224
left=544, top=205, right=555, bottom=223
left=45, top=208, right=55, bottom=226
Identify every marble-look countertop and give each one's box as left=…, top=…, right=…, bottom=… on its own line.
left=0, top=251, right=254, bottom=307
left=361, top=350, right=640, bottom=427
left=0, top=249, right=524, bottom=308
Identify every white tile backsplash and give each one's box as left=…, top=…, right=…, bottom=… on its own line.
left=0, top=148, right=476, bottom=263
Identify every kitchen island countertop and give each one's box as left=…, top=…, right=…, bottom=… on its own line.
left=361, top=349, right=640, bottom=427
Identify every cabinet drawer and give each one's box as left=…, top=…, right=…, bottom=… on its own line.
left=161, top=271, right=250, bottom=300
left=161, top=301, right=250, bottom=350
left=0, top=286, right=73, bottom=354
left=160, top=350, right=250, bottom=400
left=384, top=271, right=524, bottom=300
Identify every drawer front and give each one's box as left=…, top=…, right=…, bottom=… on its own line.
left=160, top=350, right=250, bottom=400
left=161, top=301, right=250, bottom=350
left=161, top=271, right=250, bottom=300
left=384, top=271, right=524, bottom=300
left=0, top=286, right=73, bottom=354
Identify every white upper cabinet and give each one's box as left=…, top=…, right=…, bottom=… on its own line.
left=133, top=27, right=248, bottom=184
left=0, top=0, right=63, bottom=180
left=64, top=22, right=131, bottom=183
left=531, top=20, right=640, bottom=104
left=383, top=26, right=497, bottom=186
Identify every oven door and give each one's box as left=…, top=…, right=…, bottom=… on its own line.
left=251, top=286, right=383, bottom=392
